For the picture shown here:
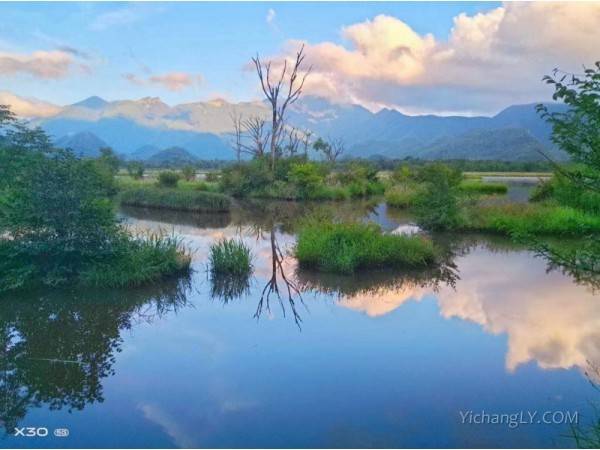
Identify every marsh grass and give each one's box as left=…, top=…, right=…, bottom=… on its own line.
left=0, top=230, right=192, bottom=293
left=462, top=204, right=600, bottom=236
left=295, top=221, right=437, bottom=274
left=459, top=180, right=508, bottom=195
left=81, top=231, right=191, bottom=288
left=208, top=239, right=253, bottom=302
left=209, top=238, right=253, bottom=276
left=120, top=186, right=231, bottom=212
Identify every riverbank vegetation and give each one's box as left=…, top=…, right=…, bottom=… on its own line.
left=0, top=106, right=191, bottom=293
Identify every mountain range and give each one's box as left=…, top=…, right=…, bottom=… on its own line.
left=4, top=92, right=567, bottom=162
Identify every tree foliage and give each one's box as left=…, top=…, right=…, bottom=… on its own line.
left=537, top=61, right=600, bottom=192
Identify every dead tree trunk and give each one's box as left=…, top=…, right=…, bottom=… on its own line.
left=251, top=45, right=311, bottom=171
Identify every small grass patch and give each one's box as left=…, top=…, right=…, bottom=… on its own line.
left=209, top=239, right=253, bottom=276
left=120, top=186, right=231, bottom=212
left=459, top=180, right=508, bottom=195
left=462, top=204, right=600, bottom=236
left=385, top=184, right=423, bottom=208
left=295, top=221, right=437, bottom=274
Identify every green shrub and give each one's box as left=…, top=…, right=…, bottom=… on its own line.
left=289, top=161, right=326, bottom=198
left=120, top=186, right=231, bottom=212
left=459, top=180, right=508, bottom=195
left=220, top=157, right=272, bottom=197
left=209, top=239, right=253, bottom=276
left=414, top=164, right=463, bottom=231
left=296, top=221, right=436, bottom=274
left=158, top=171, right=180, bottom=188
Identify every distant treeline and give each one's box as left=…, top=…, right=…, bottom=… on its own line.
left=353, top=157, right=553, bottom=173
left=126, top=156, right=553, bottom=173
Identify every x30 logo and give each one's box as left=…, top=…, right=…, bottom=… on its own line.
left=13, top=427, right=48, bottom=437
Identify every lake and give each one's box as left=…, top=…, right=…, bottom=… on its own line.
left=1, top=195, right=599, bottom=448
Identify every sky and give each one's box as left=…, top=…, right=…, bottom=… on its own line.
left=0, top=1, right=598, bottom=116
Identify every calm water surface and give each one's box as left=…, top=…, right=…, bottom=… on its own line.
left=1, top=198, right=599, bottom=448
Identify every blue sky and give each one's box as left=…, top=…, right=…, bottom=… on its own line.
left=0, top=2, right=499, bottom=105
left=0, top=2, right=596, bottom=115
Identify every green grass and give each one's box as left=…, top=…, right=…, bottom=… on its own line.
left=178, top=180, right=221, bottom=192
left=385, top=184, right=423, bottom=208
left=295, top=221, right=437, bottom=274
left=462, top=204, right=600, bottom=236
left=459, top=180, right=508, bottom=195
left=120, top=186, right=231, bottom=212
left=80, top=232, right=191, bottom=288
left=209, top=239, right=253, bottom=276
left=0, top=231, right=192, bottom=292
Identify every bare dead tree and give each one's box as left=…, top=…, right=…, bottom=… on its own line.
left=252, top=45, right=311, bottom=170
left=314, top=136, right=345, bottom=163
left=229, top=110, right=244, bottom=162
left=284, top=125, right=302, bottom=157
left=329, top=138, right=345, bottom=163
left=301, top=129, right=313, bottom=158
left=242, top=116, right=270, bottom=157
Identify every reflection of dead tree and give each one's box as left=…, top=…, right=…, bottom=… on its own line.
left=254, top=228, right=305, bottom=328
left=252, top=44, right=311, bottom=170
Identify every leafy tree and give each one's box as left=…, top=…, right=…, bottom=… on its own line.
left=0, top=145, right=118, bottom=288
left=537, top=61, right=600, bottom=192
left=98, top=147, right=120, bottom=175
left=289, top=162, right=326, bottom=198
left=127, top=161, right=145, bottom=180
left=181, top=165, right=196, bottom=181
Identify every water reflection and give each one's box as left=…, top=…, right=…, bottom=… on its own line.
left=254, top=228, right=305, bottom=327
left=122, top=204, right=600, bottom=377
left=0, top=276, right=190, bottom=434
left=2, top=201, right=599, bottom=447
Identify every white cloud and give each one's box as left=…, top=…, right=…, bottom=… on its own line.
left=123, top=72, right=203, bottom=92
left=274, top=2, right=600, bottom=114
left=266, top=8, right=276, bottom=25
left=90, top=7, right=142, bottom=31
left=0, top=49, right=83, bottom=79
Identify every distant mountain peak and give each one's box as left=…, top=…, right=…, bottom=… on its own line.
left=138, top=96, right=165, bottom=105
left=207, top=97, right=229, bottom=107
left=71, top=96, right=108, bottom=110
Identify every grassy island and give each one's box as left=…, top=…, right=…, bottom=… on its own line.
left=120, top=186, right=231, bottom=212
left=295, top=221, right=437, bottom=274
